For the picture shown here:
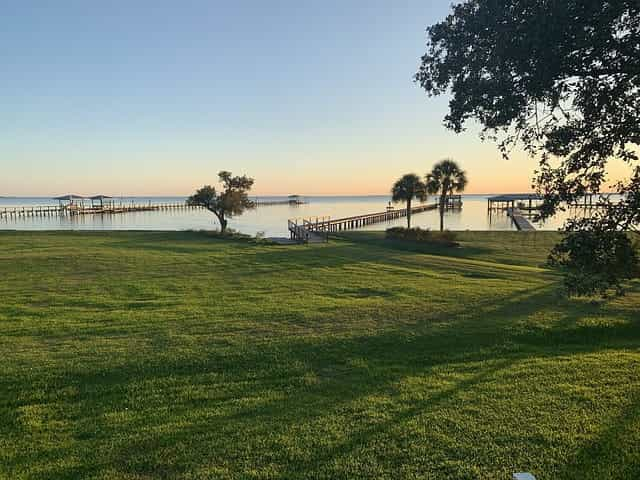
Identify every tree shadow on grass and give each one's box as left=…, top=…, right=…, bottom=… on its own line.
left=41, top=231, right=557, bottom=289
left=2, top=280, right=639, bottom=479
left=243, top=240, right=554, bottom=290
left=553, top=389, right=640, bottom=480
left=106, top=230, right=261, bottom=255
left=96, top=303, right=637, bottom=478
left=335, top=232, right=493, bottom=261
left=102, top=233, right=384, bottom=278
left=339, top=231, right=563, bottom=269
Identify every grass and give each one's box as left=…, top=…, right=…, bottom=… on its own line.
left=0, top=230, right=638, bottom=480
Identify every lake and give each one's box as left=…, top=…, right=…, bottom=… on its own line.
left=0, top=195, right=584, bottom=236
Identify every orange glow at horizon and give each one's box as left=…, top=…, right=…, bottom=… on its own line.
left=2, top=139, right=636, bottom=197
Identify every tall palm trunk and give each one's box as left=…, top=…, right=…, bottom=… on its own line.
left=439, top=191, right=446, bottom=231
left=406, top=198, right=412, bottom=228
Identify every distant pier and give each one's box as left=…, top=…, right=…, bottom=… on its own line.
left=0, top=201, right=198, bottom=219
left=254, top=195, right=306, bottom=206
left=1, top=193, right=310, bottom=219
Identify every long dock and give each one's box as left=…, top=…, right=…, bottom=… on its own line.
left=288, top=202, right=439, bottom=242
left=0, top=202, right=199, bottom=219
left=320, top=203, right=438, bottom=232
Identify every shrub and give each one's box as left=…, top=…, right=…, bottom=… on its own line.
left=386, top=227, right=431, bottom=241
left=385, top=227, right=458, bottom=246
left=385, top=227, right=407, bottom=240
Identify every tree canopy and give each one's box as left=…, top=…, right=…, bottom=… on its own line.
left=416, top=0, right=639, bottom=294
left=188, top=171, right=255, bottom=232
left=392, top=174, right=427, bottom=228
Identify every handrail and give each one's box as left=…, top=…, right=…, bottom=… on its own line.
left=288, top=218, right=329, bottom=243
left=304, top=204, right=434, bottom=227
left=287, top=202, right=442, bottom=240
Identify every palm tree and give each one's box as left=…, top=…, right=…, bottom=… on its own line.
left=426, top=159, right=468, bottom=231
left=391, top=174, right=427, bottom=229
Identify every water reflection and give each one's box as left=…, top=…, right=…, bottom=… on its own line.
left=0, top=195, right=598, bottom=236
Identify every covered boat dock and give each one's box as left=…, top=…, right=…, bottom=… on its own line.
left=487, top=194, right=543, bottom=212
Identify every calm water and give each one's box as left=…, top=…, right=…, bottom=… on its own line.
left=0, top=195, right=581, bottom=236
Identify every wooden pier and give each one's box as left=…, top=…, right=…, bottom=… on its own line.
left=0, top=202, right=199, bottom=219
left=288, top=202, right=439, bottom=243
left=507, top=208, right=536, bottom=231
left=287, top=218, right=329, bottom=243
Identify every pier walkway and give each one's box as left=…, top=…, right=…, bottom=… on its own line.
left=507, top=208, right=536, bottom=231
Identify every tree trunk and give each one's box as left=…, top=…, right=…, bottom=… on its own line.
left=208, top=208, right=227, bottom=233
left=439, top=191, right=446, bottom=232
left=407, top=198, right=412, bottom=229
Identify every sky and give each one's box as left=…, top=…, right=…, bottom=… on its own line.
left=0, top=1, right=624, bottom=196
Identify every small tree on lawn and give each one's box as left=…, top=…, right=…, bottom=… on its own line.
left=391, top=174, right=427, bottom=229
left=188, top=171, right=255, bottom=233
left=426, top=159, right=468, bottom=232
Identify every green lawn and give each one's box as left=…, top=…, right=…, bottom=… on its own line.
left=0, top=231, right=638, bottom=480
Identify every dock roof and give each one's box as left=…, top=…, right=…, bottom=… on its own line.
left=53, top=194, right=86, bottom=200
left=488, top=194, right=542, bottom=202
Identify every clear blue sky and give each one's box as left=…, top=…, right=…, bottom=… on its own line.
left=1, top=1, right=540, bottom=196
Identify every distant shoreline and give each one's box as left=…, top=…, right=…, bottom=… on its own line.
left=0, top=193, right=545, bottom=199
left=0, top=192, right=622, bottom=199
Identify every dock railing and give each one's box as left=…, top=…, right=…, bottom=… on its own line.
left=0, top=201, right=199, bottom=219
left=303, top=216, right=331, bottom=242
left=288, top=219, right=310, bottom=243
